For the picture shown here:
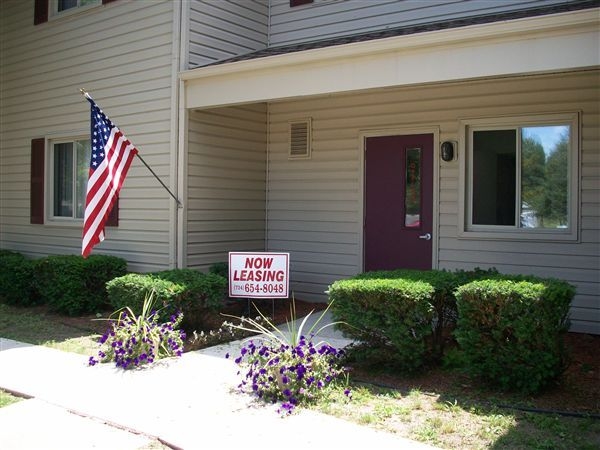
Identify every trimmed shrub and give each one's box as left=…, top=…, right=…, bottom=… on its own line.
left=454, top=278, right=574, bottom=394
left=208, top=261, right=228, bottom=278
left=34, top=254, right=127, bottom=316
left=328, top=278, right=435, bottom=372
left=106, top=273, right=185, bottom=317
left=106, top=268, right=228, bottom=330
left=351, top=268, right=498, bottom=359
left=0, top=250, right=37, bottom=306
left=155, top=268, right=226, bottom=312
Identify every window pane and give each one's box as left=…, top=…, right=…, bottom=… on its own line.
left=53, top=143, right=73, bottom=217
left=75, top=140, right=91, bottom=219
left=472, top=130, right=516, bottom=225
left=521, top=126, right=569, bottom=229
left=58, top=0, right=78, bottom=12
left=404, top=148, right=421, bottom=228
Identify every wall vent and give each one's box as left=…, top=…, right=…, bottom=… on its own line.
left=289, top=119, right=311, bottom=159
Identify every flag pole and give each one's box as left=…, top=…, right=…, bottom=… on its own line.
left=135, top=153, right=183, bottom=208
left=80, top=89, right=183, bottom=209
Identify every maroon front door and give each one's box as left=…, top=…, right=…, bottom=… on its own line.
left=364, top=134, right=433, bottom=271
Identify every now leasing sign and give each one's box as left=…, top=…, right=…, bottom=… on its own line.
left=228, top=252, right=289, bottom=298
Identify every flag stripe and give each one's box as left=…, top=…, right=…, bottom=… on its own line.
left=82, top=99, right=138, bottom=257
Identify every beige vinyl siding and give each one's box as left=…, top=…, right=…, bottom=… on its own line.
left=267, top=69, right=599, bottom=334
left=0, top=0, right=176, bottom=271
left=186, top=105, right=267, bottom=270
left=269, top=0, right=573, bottom=46
left=188, top=0, right=268, bottom=68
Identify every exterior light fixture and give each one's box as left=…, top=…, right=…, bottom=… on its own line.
left=441, top=141, right=455, bottom=162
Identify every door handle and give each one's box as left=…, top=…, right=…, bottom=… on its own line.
left=418, top=233, right=431, bottom=241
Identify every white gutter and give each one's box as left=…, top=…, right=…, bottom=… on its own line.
left=180, top=8, right=599, bottom=110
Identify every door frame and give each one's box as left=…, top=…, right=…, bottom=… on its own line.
left=359, top=126, right=440, bottom=273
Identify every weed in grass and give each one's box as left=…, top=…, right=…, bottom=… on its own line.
left=0, top=390, right=22, bottom=408
left=395, top=405, right=412, bottom=418
left=414, top=421, right=440, bottom=444
left=409, top=395, right=423, bottom=410
left=374, top=402, right=398, bottom=419
left=359, top=412, right=377, bottom=425
left=439, top=420, right=456, bottom=435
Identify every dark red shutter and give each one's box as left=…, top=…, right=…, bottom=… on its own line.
left=34, top=0, right=49, bottom=25
left=102, top=0, right=118, bottom=3
left=290, top=0, right=313, bottom=6
left=30, top=138, right=45, bottom=224
left=106, top=197, right=119, bottom=226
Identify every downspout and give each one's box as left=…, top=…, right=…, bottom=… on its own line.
left=169, top=0, right=185, bottom=268
left=176, top=0, right=190, bottom=269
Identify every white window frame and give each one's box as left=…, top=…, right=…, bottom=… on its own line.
left=47, top=136, right=90, bottom=225
left=458, top=112, right=580, bottom=242
left=49, top=0, right=101, bottom=19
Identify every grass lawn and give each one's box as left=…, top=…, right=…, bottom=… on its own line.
left=1, top=302, right=598, bottom=449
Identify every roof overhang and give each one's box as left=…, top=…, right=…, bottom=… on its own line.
left=181, top=8, right=600, bottom=110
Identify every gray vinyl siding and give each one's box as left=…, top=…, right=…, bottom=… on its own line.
left=266, top=70, right=599, bottom=334
left=269, top=0, right=579, bottom=46
left=0, top=0, right=176, bottom=271
left=186, top=105, right=267, bottom=270
left=188, top=0, right=268, bottom=68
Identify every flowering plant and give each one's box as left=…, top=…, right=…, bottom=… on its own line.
left=88, top=291, right=185, bottom=369
left=224, top=299, right=351, bottom=414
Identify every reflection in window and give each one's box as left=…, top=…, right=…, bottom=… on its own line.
left=470, top=125, right=570, bottom=229
left=405, top=148, right=421, bottom=228
left=521, top=126, right=569, bottom=229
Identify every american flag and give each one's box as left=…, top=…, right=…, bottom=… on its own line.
left=82, top=95, right=137, bottom=257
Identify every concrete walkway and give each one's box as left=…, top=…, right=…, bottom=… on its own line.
left=0, top=313, right=441, bottom=450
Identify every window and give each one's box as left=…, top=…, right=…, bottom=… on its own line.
left=290, top=0, right=313, bottom=6
left=51, top=0, right=99, bottom=16
left=29, top=138, right=119, bottom=225
left=462, top=113, right=579, bottom=240
left=51, top=139, right=90, bottom=220
left=35, top=0, right=109, bottom=24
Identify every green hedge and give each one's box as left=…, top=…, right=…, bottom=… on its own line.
left=105, top=273, right=185, bottom=316
left=34, top=254, right=127, bottom=316
left=454, top=278, right=574, bottom=394
left=208, top=261, right=228, bottom=278
left=328, top=278, right=435, bottom=372
left=106, top=269, right=228, bottom=329
left=0, top=250, right=37, bottom=306
left=327, top=268, right=574, bottom=384
left=351, top=268, right=498, bottom=359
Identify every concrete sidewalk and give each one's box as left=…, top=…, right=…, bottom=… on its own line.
left=0, top=314, right=441, bottom=450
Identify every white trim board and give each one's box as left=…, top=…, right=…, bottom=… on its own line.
left=181, top=9, right=600, bottom=109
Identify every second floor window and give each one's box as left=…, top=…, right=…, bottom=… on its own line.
left=52, top=0, right=99, bottom=17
